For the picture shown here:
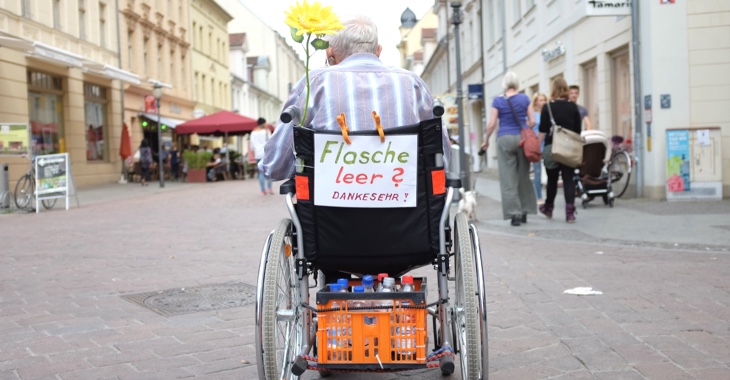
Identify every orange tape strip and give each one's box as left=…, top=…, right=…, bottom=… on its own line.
left=431, top=169, right=446, bottom=195
left=295, top=175, right=310, bottom=201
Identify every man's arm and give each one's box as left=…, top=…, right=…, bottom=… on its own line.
left=583, top=115, right=593, bottom=131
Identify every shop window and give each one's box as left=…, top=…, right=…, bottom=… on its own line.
left=27, top=71, right=64, bottom=156
left=83, top=83, right=109, bottom=162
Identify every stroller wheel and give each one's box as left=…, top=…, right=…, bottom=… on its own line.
left=602, top=194, right=609, bottom=205
left=609, top=197, right=615, bottom=208
left=582, top=199, right=588, bottom=209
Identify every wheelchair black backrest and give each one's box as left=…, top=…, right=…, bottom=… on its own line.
left=291, top=118, right=447, bottom=277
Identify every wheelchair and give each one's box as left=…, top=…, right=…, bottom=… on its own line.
left=254, top=104, right=488, bottom=379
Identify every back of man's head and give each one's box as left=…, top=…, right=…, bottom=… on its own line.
left=329, top=16, right=379, bottom=59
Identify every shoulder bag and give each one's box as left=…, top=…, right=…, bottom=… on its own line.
left=546, top=101, right=583, bottom=168
left=506, top=96, right=541, bottom=163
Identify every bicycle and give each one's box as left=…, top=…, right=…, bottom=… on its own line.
left=608, top=136, right=632, bottom=198
left=14, top=154, right=57, bottom=211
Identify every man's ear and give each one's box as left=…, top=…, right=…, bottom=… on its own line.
left=375, top=45, right=382, bottom=57
left=326, top=46, right=333, bottom=60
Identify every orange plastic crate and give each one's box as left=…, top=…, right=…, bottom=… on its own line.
left=316, top=278, right=428, bottom=368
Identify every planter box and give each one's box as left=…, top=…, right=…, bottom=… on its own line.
left=187, top=168, right=207, bottom=183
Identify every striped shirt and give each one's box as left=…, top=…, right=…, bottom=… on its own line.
left=259, top=53, right=450, bottom=180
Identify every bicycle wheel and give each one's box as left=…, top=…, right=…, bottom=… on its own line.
left=42, top=198, right=57, bottom=210
left=609, top=150, right=631, bottom=198
left=14, top=174, right=34, bottom=210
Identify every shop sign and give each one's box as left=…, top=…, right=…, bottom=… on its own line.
left=0, top=124, right=30, bottom=156
left=542, top=43, right=565, bottom=62
left=586, top=1, right=632, bottom=16
left=35, top=153, right=73, bottom=212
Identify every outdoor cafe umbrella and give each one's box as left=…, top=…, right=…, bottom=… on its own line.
left=119, top=123, right=132, bottom=159
left=175, top=111, right=259, bottom=172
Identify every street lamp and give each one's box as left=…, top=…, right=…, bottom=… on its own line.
left=152, top=83, right=164, bottom=188
left=451, top=0, right=471, bottom=191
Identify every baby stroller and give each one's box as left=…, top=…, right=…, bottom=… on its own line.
left=574, top=130, right=615, bottom=208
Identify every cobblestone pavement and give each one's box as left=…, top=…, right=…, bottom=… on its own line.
left=1, top=178, right=729, bottom=379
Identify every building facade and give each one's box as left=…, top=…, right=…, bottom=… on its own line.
left=1, top=0, right=139, bottom=188
left=190, top=0, right=232, bottom=117
left=218, top=0, right=304, bottom=125
left=414, top=0, right=729, bottom=200
left=120, top=0, right=195, bottom=158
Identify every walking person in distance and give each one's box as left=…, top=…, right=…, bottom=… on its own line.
left=481, top=71, right=537, bottom=226
left=538, top=77, right=582, bottom=223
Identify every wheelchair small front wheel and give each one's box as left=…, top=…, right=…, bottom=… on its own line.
left=453, top=213, right=487, bottom=379
left=259, top=219, right=303, bottom=380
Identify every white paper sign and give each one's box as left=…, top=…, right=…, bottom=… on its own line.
left=313, top=134, right=418, bottom=208
left=697, top=129, right=710, bottom=147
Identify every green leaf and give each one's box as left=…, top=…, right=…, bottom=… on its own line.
left=290, top=27, right=304, bottom=43
left=311, top=38, right=329, bottom=50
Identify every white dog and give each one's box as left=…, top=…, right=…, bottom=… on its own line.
left=458, top=188, right=478, bottom=221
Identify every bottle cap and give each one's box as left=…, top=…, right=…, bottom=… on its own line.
left=362, top=275, right=374, bottom=287
left=383, top=277, right=395, bottom=287
left=337, top=278, right=349, bottom=289
left=353, top=285, right=364, bottom=293
left=401, top=275, right=414, bottom=284
left=329, top=284, right=341, bottom=292
left=377, top=273, right=389, bottom=281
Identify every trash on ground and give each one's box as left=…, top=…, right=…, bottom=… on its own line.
left=563, top=287, right=603, bottom=296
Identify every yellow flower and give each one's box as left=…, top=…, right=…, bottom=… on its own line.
left=284, top=0, right=343, bottom=123
left=285, top=0, right=344, bottom=37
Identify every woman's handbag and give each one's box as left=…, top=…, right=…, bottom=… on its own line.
left=546, top=102, right=583, bottom=168
left=506, top=96, right=541, bottom=163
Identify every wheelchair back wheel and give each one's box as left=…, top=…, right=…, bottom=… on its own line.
left=453, top=213, right=489, bottom=379
left=258, top=219, right=303, bottom=380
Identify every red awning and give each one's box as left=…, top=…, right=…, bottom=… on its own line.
left=175, top=111, right=258, bottom=136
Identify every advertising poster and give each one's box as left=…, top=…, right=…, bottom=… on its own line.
left=666, top=130, right=690, bottom=192
left=0, top=124, right=30, bottom=155
left=313, top=134, right=418, bottom=208
left=35, top=153, right=68, bottom=197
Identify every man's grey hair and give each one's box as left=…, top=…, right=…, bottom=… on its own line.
left=328, top=16, right=379, bottom=59
left=502, top=71, right=520, bottom=91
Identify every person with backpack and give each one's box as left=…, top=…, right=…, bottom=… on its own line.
left=138, top=139, right=153, bottom=186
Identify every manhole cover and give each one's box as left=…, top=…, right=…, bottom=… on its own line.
left=121, top=282, right=257, bottom=316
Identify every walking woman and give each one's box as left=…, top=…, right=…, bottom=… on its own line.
left=481, top=71, right=537, bottom=226
left=538, top=77, right=582, bottom=223
left=138, top=139, right=153, bottom=186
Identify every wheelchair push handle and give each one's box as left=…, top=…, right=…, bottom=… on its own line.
left=432, top=99, right=445, bottom=117
left=280, top=105, right=302, bottom=125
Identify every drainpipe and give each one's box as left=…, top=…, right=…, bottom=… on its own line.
left=631, top=0, right=643, bottom=197
left=115, top=0, right=128, bottom=180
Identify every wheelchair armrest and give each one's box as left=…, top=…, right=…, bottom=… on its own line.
left=446, top=173, right=462, bottom=189
left=280, top=179, right=296, bottom=195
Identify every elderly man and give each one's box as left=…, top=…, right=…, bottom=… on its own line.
left=259, top=16, right=450, bottom=181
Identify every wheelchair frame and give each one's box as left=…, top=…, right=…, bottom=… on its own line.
left=254, top=106, right=488, bottom=379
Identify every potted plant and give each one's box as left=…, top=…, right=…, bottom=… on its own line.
left=183, top=150, right=213, bottom=183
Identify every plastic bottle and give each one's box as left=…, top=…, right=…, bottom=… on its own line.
left=348, top=286, right=367, bottom=310
left=337, top=278, right=349, bottom=292
left=328, top=284, right=341, bottom=350
left=360, top=276, right=375, bottom=325
left=399, top=276, right=415, bottom=357
left=362, top=275, right=375, bottom=293
left=376, top=273, right=389, bottom=292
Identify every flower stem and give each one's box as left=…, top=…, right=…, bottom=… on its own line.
left=301, top=33, right=312, bottom=124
